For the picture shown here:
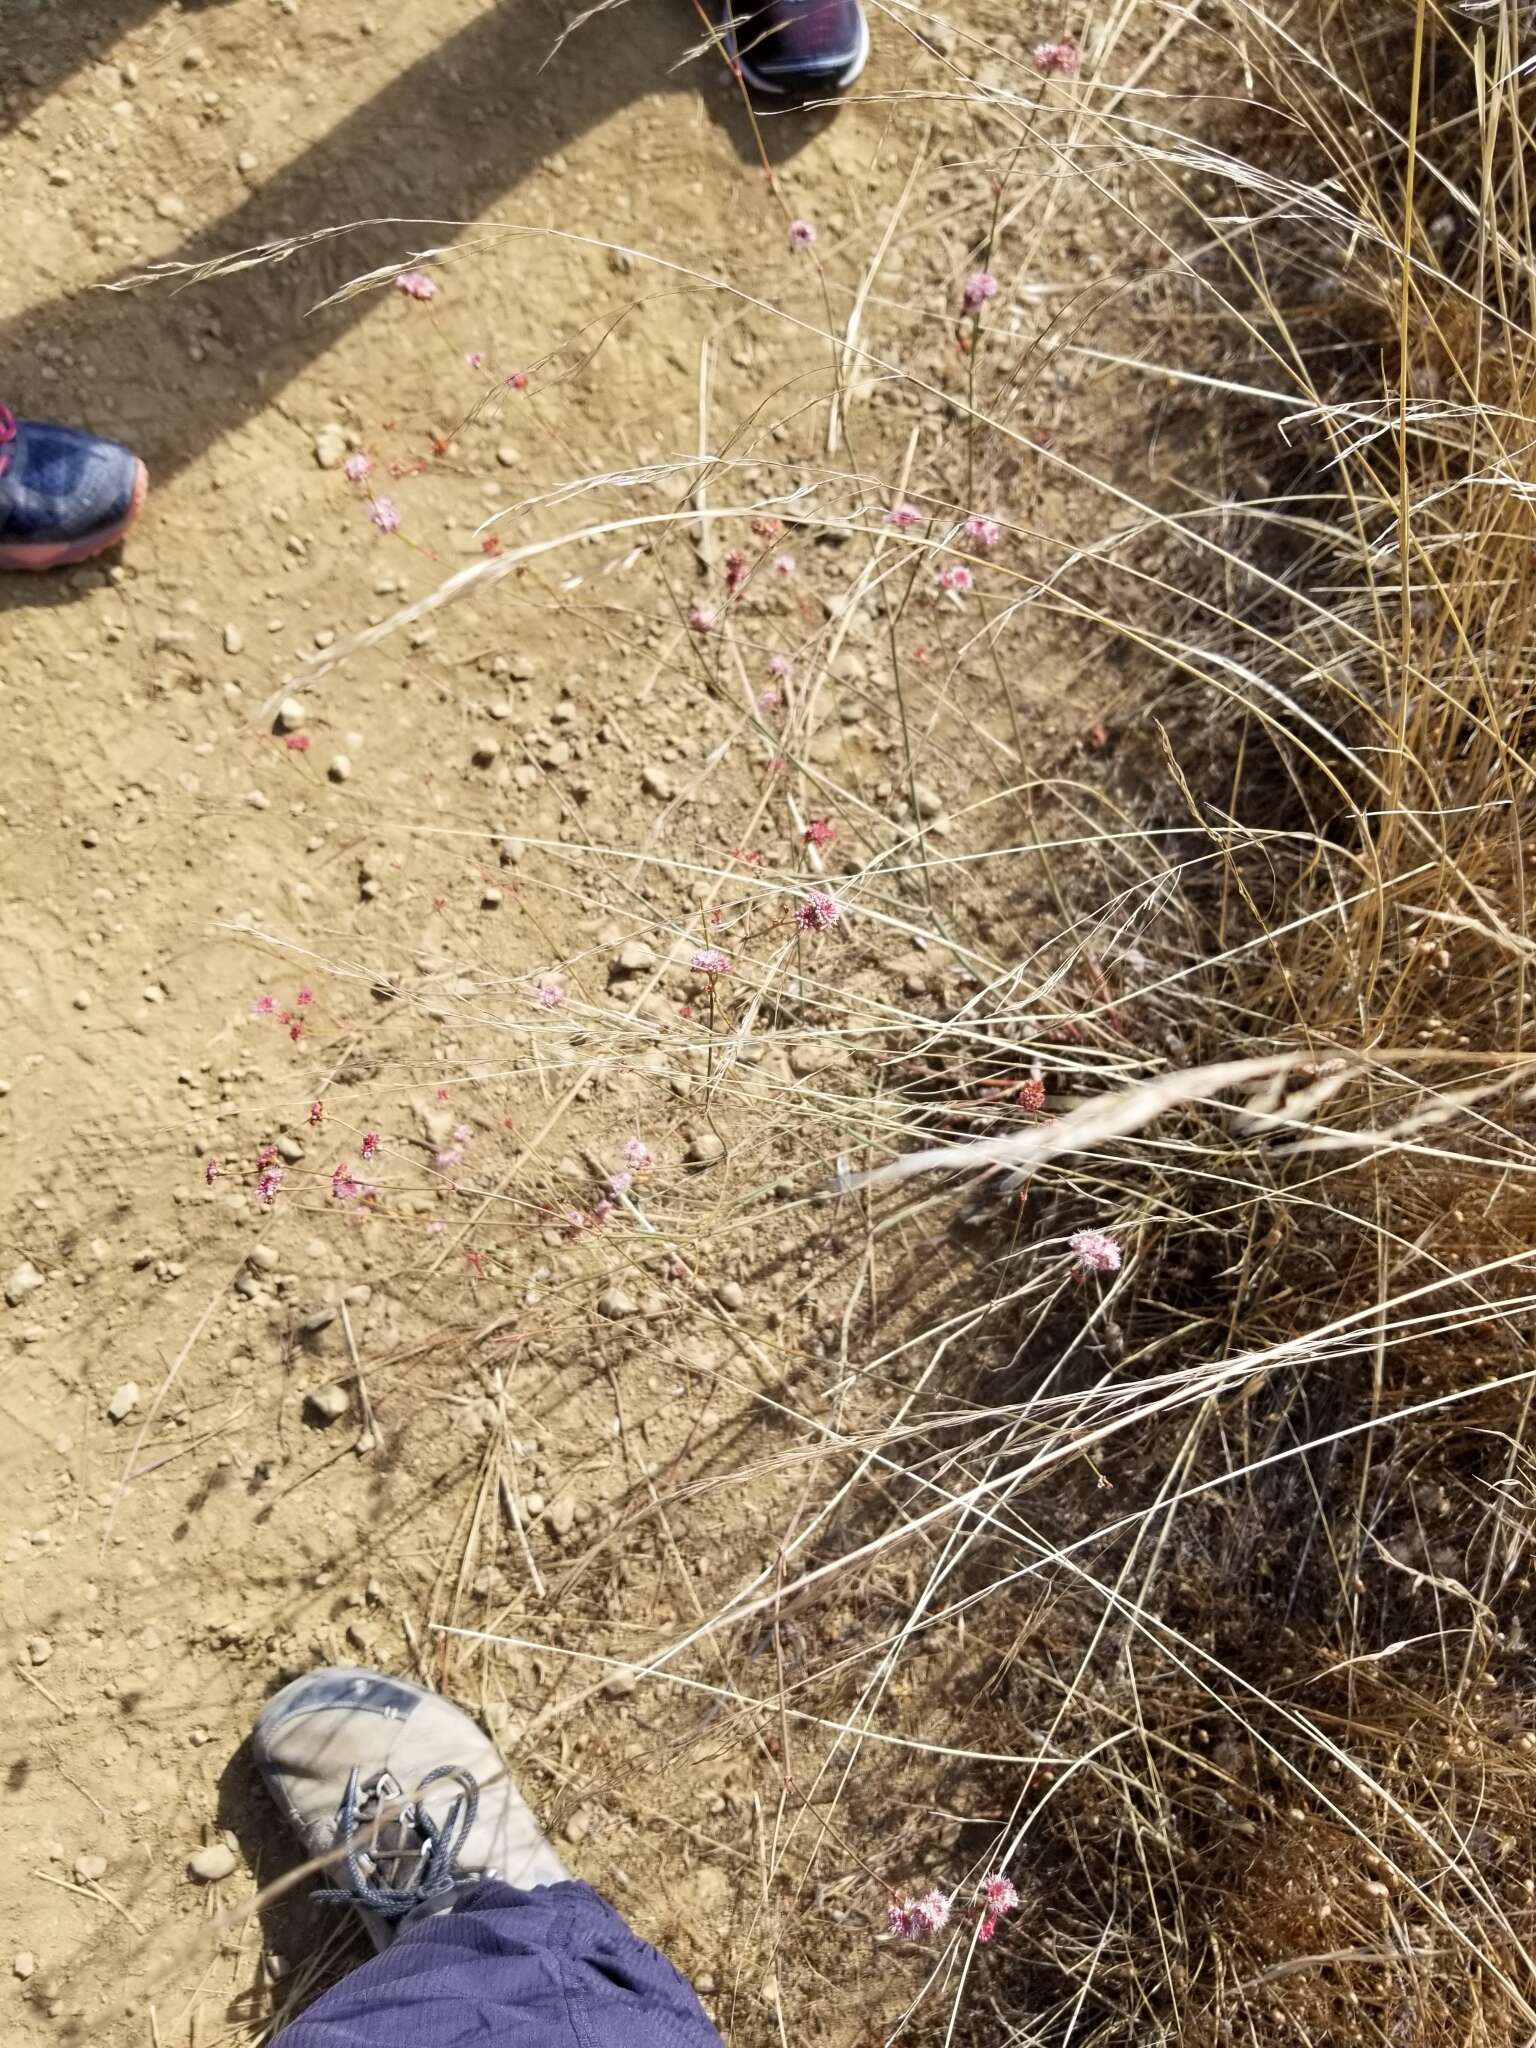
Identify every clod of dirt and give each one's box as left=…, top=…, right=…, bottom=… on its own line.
left=482, top=887, right=503, bottom=910
left=187, top=1843, right=238, bottom=1884
left=545, top=1495, right=577, bottom=1538
left=313, top=424, right=348, bottom=471
left=328, top=754, right=353, bottom=783
left=73, top=1855, right=109, bottom=1885
left=603, top=1664, right=641, bottom=1698
left=223, top=624, right=244, bottom=656
left=911, top=780, right=944, bottom=819
left=472, top=738, right=501, bottom=767
left=641, top=764, right=675, bottom=800
left=597, top=1286, right=640, bottom=1319
left=5, top=1260, right=44, bottom=1307
left=612, top=940, right=657, bottom=976
left=12, top=1953, right=35, bottom=1981
left=305, top=1383, right=351, bottom=1425
left=715, top=1280, right=745, bottom=1311
left=686, top=1132, right=726, bottom=1165
left=26, top=1636, right=52, bottom=1666
left=105, top=1383, right=140, bottom=1424
left=276, top=698, right=306, bottom=733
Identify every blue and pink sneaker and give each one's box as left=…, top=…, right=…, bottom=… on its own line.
left=721, top=0, right=869, bottom=94
left=0, top=406, right=148, bottom=572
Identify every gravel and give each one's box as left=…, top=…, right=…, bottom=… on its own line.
left=188, top=1842, right=238, bottom=1883
left=5, top=1260, right=44, bottom=1307
left=106, top=1382, right=140, bottom=1422
left=597, top=1286, right=639, bottom=1319
left=686, top=1132, right=726, bottom=1165
left=305, top=1383, right=351, bottom=1424
left=313, top=424, right=348, bottom=471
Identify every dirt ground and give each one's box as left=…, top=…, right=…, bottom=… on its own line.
left=1, top=3, right=1176, bottom=2042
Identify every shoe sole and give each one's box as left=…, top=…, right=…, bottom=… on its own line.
left=0, top=457, right=149, bottom=573
left=726, top=5, right=869, bottom=94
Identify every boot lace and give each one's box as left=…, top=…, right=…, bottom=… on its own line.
left=315, top=1763, right=480, bottom=1920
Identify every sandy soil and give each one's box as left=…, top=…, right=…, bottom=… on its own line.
left=0, top=3, right=1173, bottom=2040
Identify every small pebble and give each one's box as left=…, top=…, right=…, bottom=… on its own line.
left=715, top=1280, right=745, bottom=1312
left=13, top=1953, right=35, bottom=1981
left=305, top=1383, right=351, bottom=1424
left=155, top=192, right=186, bottom=221
left=603, top=1664, right=640, bottom=1698
left=26, top=1636, right=52, bottom=1667
left=328, top=754, right=352, bottom=783
left=188, top=1843, right=238, bottom=1884
left=596, top=1286, right=639, bottom=1319
left=223, top=623, right=244, bottom=655
left=276, top=697, right=306, bottom=733
left=472, top=738, right=501, bottom=767
left=6, top=1259, right=44, bottom=1307
left=496, top=445, right=518, bottom=467
left=72, top=990, right=92, bottom=1010
left=911, top=781, right=944, bottom=819
left=236, top=149, right=259, bottom=174
left=481, top=886, right=503, bottom=910
left=313, top=424, right=348, bottom=471
left=686, top=1132, right=726, bottom=1165
left=73, top=1854, right=109, bottom=1885
left=106, top=1382, right=140, bottom=1423
left=640, top=764, right=674, bottom=801
left=613, top=939, right=656, bottom=975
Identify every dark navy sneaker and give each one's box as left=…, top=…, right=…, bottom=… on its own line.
left=0, top=407, right=148, bottom=572
left=721, top=0, right=869, bottom=94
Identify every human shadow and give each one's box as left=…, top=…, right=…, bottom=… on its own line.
left=3, top=0, right=837, bottom=500
left=2, top=0, right=234, bottom=140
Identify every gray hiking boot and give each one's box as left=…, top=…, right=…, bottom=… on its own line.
left=253, top=1666, right=570, bottom=1949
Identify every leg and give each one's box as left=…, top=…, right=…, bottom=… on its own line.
left=272, top=1879, right=722, bottom=2048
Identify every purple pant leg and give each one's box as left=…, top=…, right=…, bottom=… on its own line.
left=272, top=1880, right=724, bottom=2048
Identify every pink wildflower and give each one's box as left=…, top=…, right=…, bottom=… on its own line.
left=465, top=350, right=487, bottom=369
left=623, top=1137, right=653, bottom=1170
left=331, top=1163, right=365, bottom=1202
left=803, top=817, right=836, bottom=848
left=772, top=552, right=796, bottom=577
left=296, top=988, right=314, bottom=1007
left=536, top=982, right=565, bottom=1010
left=751, top=515, right=785, bottom=541
left=884, top=503, right=922, bottom=530
left=962, top=271, right=999, bottom=312
left=1069, top=1228, right=1122, bottom=1276
left=590, top=1197, right=617, bottom=1225
left=286, top=732, right=312, bottom=752
left=978, top=1912, right=1000, bottom=1944
left=887, top=1897, right=927, bottom=1940
left=608, top=1170, right=634, bottom=1197
left=687, top=604, right=718, bottom=634
left=768, top=652, right=793, bottom=679
left=370, top=496, right=402, bottom=534
left=912, top=1888, right=952, bottom=1934
left=395, top=270, right=437, bottom=301
left=795, top=890, right=841, bottom=934
left=1033, top=34, right=1080, bottom=76
left=308, top=1099, right=325, bottom=1127
left=507, top=370, right=529, bottom=393
left=981, top=1874, right=1019, bottom=1914
left=788, top=218, right=817, bottom=250
left=204, top=1158, right=220, bottom=1185
left=723, top=548, right=750, bottom=597
left=343, top=451, right=374, bottom=483
left=758, top=688, right=783, bottom=715
left=1018, top=1076, right=1046, bottom=1112
left=435, top=1147, right=465, bottom=1170
left=691, top=946, right=731, bottom=977
left=255, top=1144, right=279, bottom=1169
left=360, top=1130, right=381, bottom=1162
left=938, top=564, right=973, bottom=595
left=453, top=1122, right=473, bottom=1143
left=964, top=515, right=1001, bottom=548
left=253, top=993, right=276, bottom=1016
left=255, top=1165, right=284, bottom=1205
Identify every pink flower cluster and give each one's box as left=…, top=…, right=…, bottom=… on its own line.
left=691, top=947, right=731, bottom=977
left=395, top=270, right=437, bottom=300
left=1033, top=34, right=1080, bottom=76
left=887, top=1872, right=1020, bottom=1945
left=962, top=271, right=999, bottom=313
left=795, top=891, right=841, bottom=934
left=788, top=219, right=817, bottom=250
left=1069, top=1227, right=1122, bottom=1275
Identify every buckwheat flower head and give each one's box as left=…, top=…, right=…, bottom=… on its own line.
left=772, top=552, right=796, bottom=577
left=608, top=1170, right=634, bottom=1197
left=255, top=1165, right=284, bottom=1205
left=884, top=502, right=922, bottom=529
left=1069, top=1227, right=1122, bottom=1275
left=795, top=890, right=841, bottom=934
left=623, top=1137, right=653, bottom=1170
left=887, top=1896, right=927, bottom=1940
left=1018, top=1076, right=1046, bottom=1112
left=1033, top=34, right=1080, bottom=76
left=204, top=1158, right=221, bottom=1185
left=331, top=1163, right=365, bottom=1202
left=978, top=1911, right=1000, bottom=1943
left=465, top=350, right=487, bottom=368
left=395, top=269, right=437, bottom=300
left=802, top=817, right=836, bottom=848
left=964, top=515, right=1001, bottom=547
left=535, top=981, right=565, bottom=1010
left=981, top=1873, right=1019, bottom=1914
left=343, top=451, right=374, bottom=483
left=767, top=652, right=793, bottom=679
left=788, top=218, right=817, bottom=250
left=691, top=946, right=731, bottom=977
left=253, top=993, right=276, bottom=1016
left=370, top=496, right=402, bottom=534
left=938, top=564, right=973, bottom=594
left=913, top=1888, right=951, bottom=1934
left=723, top=548, right=750, bottom=597
left=687, top=604, right=718, bottom=634
left=435, top=1146, right=464, bottom=1170
left=962, top=271, right=999, bottom=312
left=360, top=1131, right=381, bottom=1161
